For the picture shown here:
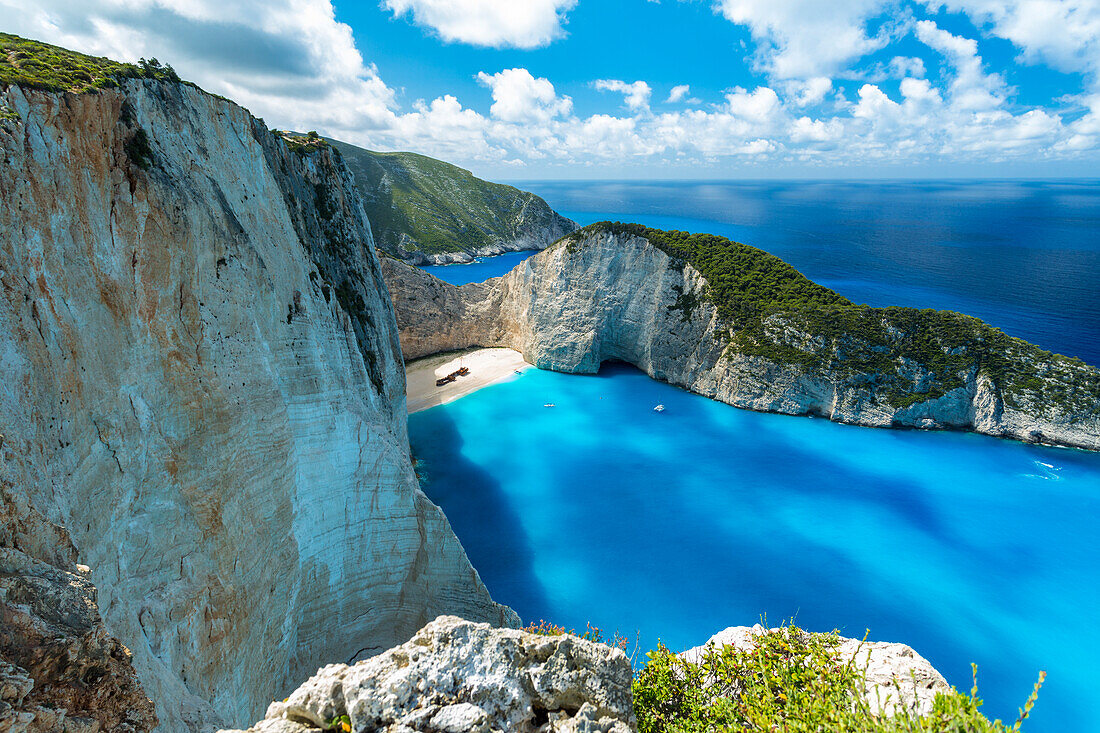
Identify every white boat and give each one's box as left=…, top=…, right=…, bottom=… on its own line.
left=653, top=404, right=665, bottom=412
left=544, top=403, right=555, bottom=408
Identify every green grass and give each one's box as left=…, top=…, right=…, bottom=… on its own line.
left=564, top=223, right=1100, bottom=415
left=277, top=130, right=330, bottom=156
left=329, top=139, right=574, bottom=256
left=0, top=33, right=183, bottom=93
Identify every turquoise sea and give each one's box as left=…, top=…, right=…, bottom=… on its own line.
left=412, top=181, right=1100, bottom=732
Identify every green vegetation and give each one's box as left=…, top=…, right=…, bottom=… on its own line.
left=565, top=222, right=1100, bottom=414
left=631, top=622, right=1044, bottom=733
left=524, top=619, right=633, bottom=654
left=329, top=138, right=574, bottom=256
left=0, top=33, right=183, bottom=93
left=278, top=130, right=330, bottom=156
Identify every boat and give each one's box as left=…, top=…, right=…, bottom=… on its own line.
left=543, top=403, right=555, bottom=408
left=653, top=404, right=665, bottom=412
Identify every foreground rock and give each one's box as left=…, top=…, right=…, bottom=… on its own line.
left=1, top=48, right=514, bottom=730
left=381, top=227, right=1100, bottom=450
left=682, top=625, right=949, bottom=717
left=0, top=479, right=156, bottom=732
left=220, top=616, right=635, bottom=733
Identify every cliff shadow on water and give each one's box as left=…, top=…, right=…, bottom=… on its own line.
left=409, top=406, right=553, bottom=625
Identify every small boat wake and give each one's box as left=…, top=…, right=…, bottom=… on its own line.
left=1022, top=460, right=1063, bottom=481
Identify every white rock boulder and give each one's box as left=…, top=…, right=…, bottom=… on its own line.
left=221, top=616, right=635, bottom=733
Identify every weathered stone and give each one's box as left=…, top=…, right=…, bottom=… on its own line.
left=221, top=616, right=635, bottom=733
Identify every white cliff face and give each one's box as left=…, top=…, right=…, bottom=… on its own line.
left=0, top=80, right=514, bottom=731
left=381, top=231, right=1100, bottom=451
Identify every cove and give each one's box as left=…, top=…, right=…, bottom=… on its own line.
left=420, top=250, right=538, bottom=284
left=409, top=362, right=1100, bottom=733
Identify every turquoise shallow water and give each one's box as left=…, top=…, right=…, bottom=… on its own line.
left=409, top=363, right=1100, bottom=733
left=421, top=250, right=537, bottom=285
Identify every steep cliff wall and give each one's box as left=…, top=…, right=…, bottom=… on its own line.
left=0, top=78, right=514, bottom=731
left=381, top=229, right=1100, bottom=451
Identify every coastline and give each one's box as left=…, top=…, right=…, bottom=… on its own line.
left=406, top=347, right=533, bottom=413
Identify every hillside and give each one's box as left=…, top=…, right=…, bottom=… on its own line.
left=329, top=139, right=576, bottom=262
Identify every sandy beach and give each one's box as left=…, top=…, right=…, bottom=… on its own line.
left=406, top=347, right=533, bottom=413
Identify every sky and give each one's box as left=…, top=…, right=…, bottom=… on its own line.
left=4, top=0, right=1100, bottom=179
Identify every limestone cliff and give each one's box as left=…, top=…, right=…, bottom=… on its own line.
left=0, top=75, right=514, bottom=731
left=381, top=227, right=1100, bottom=450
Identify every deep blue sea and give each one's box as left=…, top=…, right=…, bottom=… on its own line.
left=411, top=181, right=1100, bottom=732
left=427, top=180, right=1100, bottom=365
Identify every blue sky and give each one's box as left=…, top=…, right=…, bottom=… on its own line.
left=5, top=0, right=1100, bottom=179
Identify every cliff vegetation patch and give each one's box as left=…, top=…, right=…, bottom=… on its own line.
left=631, top=622, right=1044, bottom=733
left=1, top=33, right=183, bottom=93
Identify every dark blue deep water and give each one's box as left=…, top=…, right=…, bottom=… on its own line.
left=409, top=181, right=1100, bottom=732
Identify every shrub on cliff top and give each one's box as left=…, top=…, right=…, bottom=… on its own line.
left=0, top=33, right=184, bottom=93
left=630, top=623, right=1044, bottom=733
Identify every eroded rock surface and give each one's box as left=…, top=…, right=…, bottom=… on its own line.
left=220, top=616, right=635, bottom=733
left=381, top=230, right=1100, bottom=450
left=0, top=78, right=514, bottom=731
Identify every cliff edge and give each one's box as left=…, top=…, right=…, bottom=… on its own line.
left=382, top=224, right=1100, bottom=451
left=0, top=36, right=515, bottom=731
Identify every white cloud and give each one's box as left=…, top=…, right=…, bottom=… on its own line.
left=381, top=0, right=577, bottom=49
left=0, top=0, right=401, bottom=135
left=789, top=116, right=843, bottom=141
left=889, top=56, right=926, bottom=78
left=925, top=0, right=1100, bottom=81
left=3, top=0, right=1096, bottom=174
left=710, top=0, right=892, bottom=79
left=666, top=84, right=692, bottom=103
left=785, top=77, right=833, bottom=106
left=915, top=20, right=1006, bottom=110
left=593, top=79, right=653, bottom=112
left=476, top=68, right=572, bottom=122
left=725, top=86, right=782, bottom=121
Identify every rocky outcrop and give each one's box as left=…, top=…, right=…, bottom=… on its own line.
left=224, top=617, right=953, bottom=733
left=682, top=624, right=949, bottom=717
left=0, top=78, right=514, bottom=731
left=381, top=230, right=1100, bottom=450
left=220, top=616, right=635, bottom=733
left=1, top=479, right=156, bottom=732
